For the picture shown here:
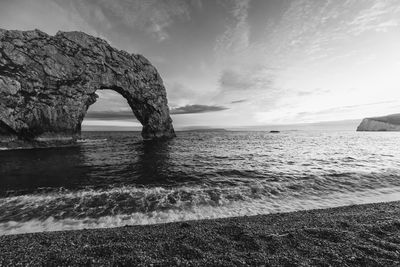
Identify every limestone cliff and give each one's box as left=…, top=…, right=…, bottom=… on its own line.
left=0, top=29, right=175, bottom=147
left=357, top=114, right=400, bottom=131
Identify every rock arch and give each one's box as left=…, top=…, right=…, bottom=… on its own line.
left=0, top=29, right=175, bottom=146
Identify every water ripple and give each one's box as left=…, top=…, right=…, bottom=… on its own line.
left=1, top=131, right=400, bottom=234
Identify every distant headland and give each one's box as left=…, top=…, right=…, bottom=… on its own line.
left=357, top=113, right=400, bottom=131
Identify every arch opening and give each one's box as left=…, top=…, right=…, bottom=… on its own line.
left=0, top=29, right=175, bottom=147
left=82, top=89, right=142, bottom=132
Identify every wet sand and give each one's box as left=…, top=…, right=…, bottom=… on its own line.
left=1, top=201, right=400, bottom=266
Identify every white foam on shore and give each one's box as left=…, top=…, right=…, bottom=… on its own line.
left=77, top=138, right=107, bottom=144
left=0, top=147, right=24, bottom=151
left=0, top=138, right=105, bottom=151
left=1, top=186, right=400, bottom=236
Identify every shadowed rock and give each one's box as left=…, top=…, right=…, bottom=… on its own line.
left=0, top=29, right=175, bottom=146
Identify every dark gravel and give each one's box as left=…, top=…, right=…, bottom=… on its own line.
left=1, top=201, right=400, bottom=266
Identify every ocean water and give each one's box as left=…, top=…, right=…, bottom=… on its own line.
left=1, top=130, right=400, bottom=235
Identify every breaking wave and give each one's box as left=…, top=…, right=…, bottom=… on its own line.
left=2, top=183, right=400, bottom=235
left=2, top=131, right=400, bottom=235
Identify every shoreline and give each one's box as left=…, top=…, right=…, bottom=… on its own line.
left=1, top=201, right=400, bottom=266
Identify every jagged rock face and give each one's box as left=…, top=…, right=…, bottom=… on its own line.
left=357, top=114, right=400, bottom=131
left=0, top=29, right=175, bottom=145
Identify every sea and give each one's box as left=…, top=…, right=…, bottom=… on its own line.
left=1, top=130, right=400, bottom=235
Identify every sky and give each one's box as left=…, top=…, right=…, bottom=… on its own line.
left=1, top=0, right=400, bottom=130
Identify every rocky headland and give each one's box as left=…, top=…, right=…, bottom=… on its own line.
left=0, top=29, right=175, bottom=148
left=357, top=114, right=400, bottom=131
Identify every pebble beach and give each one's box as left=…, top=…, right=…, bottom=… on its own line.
left=1, top=200, right=400, bottom=266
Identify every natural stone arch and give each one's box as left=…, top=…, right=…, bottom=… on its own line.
left=0, top=29, right=175, bottom=146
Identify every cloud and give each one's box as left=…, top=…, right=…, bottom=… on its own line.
left=214, top=66, right=277, bottom=107
left=292, top=100, right=400, bottom=122
left=3, top=0, right=400, bottom=128
left=22, top=0, right=202, bottom=42
left=219, top=69, right=255, bottom=91
left=170, top=105, right=229, bottom=114
left=165, top=82, right=201, bottom=106
left=87, top=90, right=132, bottom=113
left=82, top=120, right=141, bottom=127
left=273, top=0, right=400, bottom=60
left=231, top=99, right=247, bottom=104
left=348, top=1, right=400, bottom=35
left=0, top=0, right=99, bottom=36
left=220, top=67, right=275, bottom=91
left=215, top=0, right=250, bottom=57
left=79, top=0, right=199, bottom=42
left=296, top=88, right=330, bottom=96
left=85, top=110, right=138, bottom=121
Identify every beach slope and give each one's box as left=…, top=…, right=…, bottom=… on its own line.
left=1, top=201, right=400, bottom=266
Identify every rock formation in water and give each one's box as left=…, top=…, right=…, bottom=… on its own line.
left=357, top=114, right=400, bottom=131
left=0, top=29, right=175, bottom=146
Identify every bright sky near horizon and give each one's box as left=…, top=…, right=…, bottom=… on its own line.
left=1, top=0, right=400, bottom=129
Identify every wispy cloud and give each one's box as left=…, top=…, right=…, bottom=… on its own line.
left=219, top=69, right=256, bottom=91
left=215, top=66, right=277, bottom=106
left=0, top=0, right=99, bottom=36
left=165, top=82, right=201, bottom=107
left=215, top=0, right=250, bottom=57
left=3, top=0, right=400, bottom=127
left=85, top=103, right=229, bottom=121
left=348, top=0, right=400, bottom=35
left=296, top=88, right=331, bottom=97
left=297, top=100, right=397, bottom=116
left=82, top=120, right=141, bottom=128
left=52, top=0, right=201, bottom=42
left=231, top=99, right=247, bottom=104
left=85, top=110, right=138, bottom=121
left=170, top=105, right=229, bottom=114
